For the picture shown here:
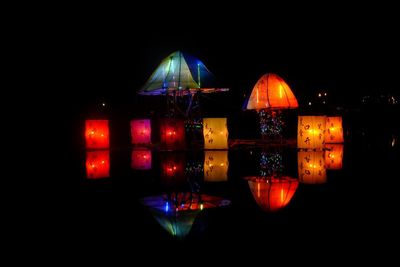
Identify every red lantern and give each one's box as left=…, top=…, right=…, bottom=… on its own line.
left=160, top=118, right=185, bottom=150
left=247, top=177, right=299, bottom=212
left=160, top=153, right=185, bottom=185
left=131, top=149, right=152, bottom=170
left=325, top=144, right=344, bottom=170
left=325, top=116, right=344, bottom=143
left=131, top=119, right=151, bottom=145
left=86, top=150, right=110, bottom=179
left=85, top=120, right=109, bottom=149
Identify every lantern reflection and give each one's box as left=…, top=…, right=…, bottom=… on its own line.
left=246, top=176, right=298, bottom=212
left=160, top=153, right=186, bottom=184
left=131, top=149, right=152, bottom=170
left=325, top=116, right=344, bottom=143
left=131, top=119, right=151, bottom=145
left=85, top=120, right=109, bottom=149
left=86, top=150, right=110, bottom=179
left=297, top=116, right=326, bottom=149
left=203, top=118, right=229, bottom=149
left=160, top=118, right=185, bottom=150
left=141, top=193, right=230, bottom=239
left=325, top=144, right=344, bottom=170
left=298, top=151, right=327, bottom=184
left=204, top=150, right=229, bottom=182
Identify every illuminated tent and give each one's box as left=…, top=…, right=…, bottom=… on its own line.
left=243, top=73, right=298, bottom=137
left=243, top=73, right=298, bottom=110
left=246, top=176, right=298, bottom=212
left=138, top=51, right=229, bottom=118
left=141, top=193, right=230, bottom=239
left=138, top=51, right=228, bottom=96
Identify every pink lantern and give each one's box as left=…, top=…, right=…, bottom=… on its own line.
left=131, top=149, right=152, bottom=170
left=85, top=120, right=109, bottom=149
left=131, top=119, right=151, bottom=145
left=86, top=150, right=110, bottom=179
left=160, top=118, right=185, bottom=150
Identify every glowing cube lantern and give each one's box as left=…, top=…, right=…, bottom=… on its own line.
left=86, top=150, right=110, bottom=179
left=131, top=149, right=152, bottom=170
left=325, top=144, right=344, bottom=170
left=203, top=118, right=229, bottom=149
left=204, top=150, right=229, bottom=182
left=297, top=116, right=326, bottom=149
left=297, top=151, right=327, bottom=184
left=160, top=118, right=185, bottom=150
left=160, top=153, right=186, bottom=185
left=325, top=116, right=344, bottom=143
left=131, top=119, right=151, bottom=145
left=85, top=120, right=109, bottom=149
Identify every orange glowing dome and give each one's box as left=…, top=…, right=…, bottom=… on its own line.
left=246, top=176, right=299, bottom=212
left=244, top=73, right=299, bottom=110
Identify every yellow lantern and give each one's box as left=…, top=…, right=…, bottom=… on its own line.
left=298, top=151, right=327, bottom=184
left=325, top=144, right=344, bottom=170
left=203, top=118, right=228, bottom=149
left=204, top=150, right=229, bottom=182
left=325, top=116, right=344, bottom=143
left=298, top=116, right=326, bottom=149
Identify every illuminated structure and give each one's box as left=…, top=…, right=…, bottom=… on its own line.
left=131, top=149, right=152, bottom=170
left=131, top=119, right=151, bottom=145
left=298, top=151, right=327, bottom=184
left=203, top=118, right=229, bottom=149
left=86, top=150, right=110, bottom=179
left=204, top=150, right=229, bottom=182
left=85, top=120, right=109, bottom=149
left=298, top=116, right=326, bottom=149
left=325, top=116, right=344, bottom=143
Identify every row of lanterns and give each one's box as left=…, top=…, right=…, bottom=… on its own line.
left=86, top=146, right=343, bottom=180
left=85, top=115, right=343, bottom=150
left=85, top=118, right=229, bottom=150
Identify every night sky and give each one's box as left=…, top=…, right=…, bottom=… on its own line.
left=65, top=5, right=399, bottom=121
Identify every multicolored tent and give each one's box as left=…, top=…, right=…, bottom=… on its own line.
left=141, top=193, right=230, bottom=239
left=138, top=51, right=229, bottom=96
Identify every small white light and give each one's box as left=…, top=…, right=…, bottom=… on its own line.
left=102, top=102, right=106, bottom=107
left=308, top=102, right=312, bottom=106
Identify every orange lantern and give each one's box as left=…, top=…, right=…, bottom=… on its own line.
left=204, top=150, right=229, bottom=182
left=246, top=177, right=298, bottom=212
left=325, top=144, right=344, bottom=170
left=298, top=151, right=326, bottom=184
left=203, top=118, right=229, bottom=149
left=85, top=120, right=109, bottom=149
left=131, top=119, right=151, bottom=145
left=160, top=118, right=185, bottom=150
left=131, top=149, right=152, bottom=170
left=298, top=116, right=326, bottom=149
left=86, top=150, right=110, bottom=179
left=243, top=73, right=299, bottom=110
left=325, top=116, right=344, bottom=143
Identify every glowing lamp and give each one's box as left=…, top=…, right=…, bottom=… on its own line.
left=131, top=149, right=152, bottom=170
left=325, top=144, right=344, bottom=170
left=160, top=153, right=185, bottom=185
left=244, top=73, right=299, bottom=110
left=160, top=118, right=185, bottom=150
left=298, top=151, right=326, bottom=184
left=85, top=120, right=109, bottom=149
left=86, top=150, right=110, bottom=179
left=131, top=119, right=151, bottom=145
left=325, top=116, right=344, bottom=143
left=246, top=176, right=299, bottom=212
left=297, top=116, right=326, bottom=149
left=203, top=118, right=228, bottom=149
left=204, top=150, right=229, bottom=182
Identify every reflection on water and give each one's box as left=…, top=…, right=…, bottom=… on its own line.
left=141, top=193, right=230, bottom=239
left=246, top=176, right=298, bottom=212
left=86, top=150, right=110, bottom=179
left=160, top=152, right=186, bottom=184
left=325, top=144, right=344, bottom=170
left=204, top=150, right=229, bottom=182
left=298, top=151, right=327, bottom=184
left=260, top=150, right=283, bottom=177
left=131, top=149, right=152, bottom=170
